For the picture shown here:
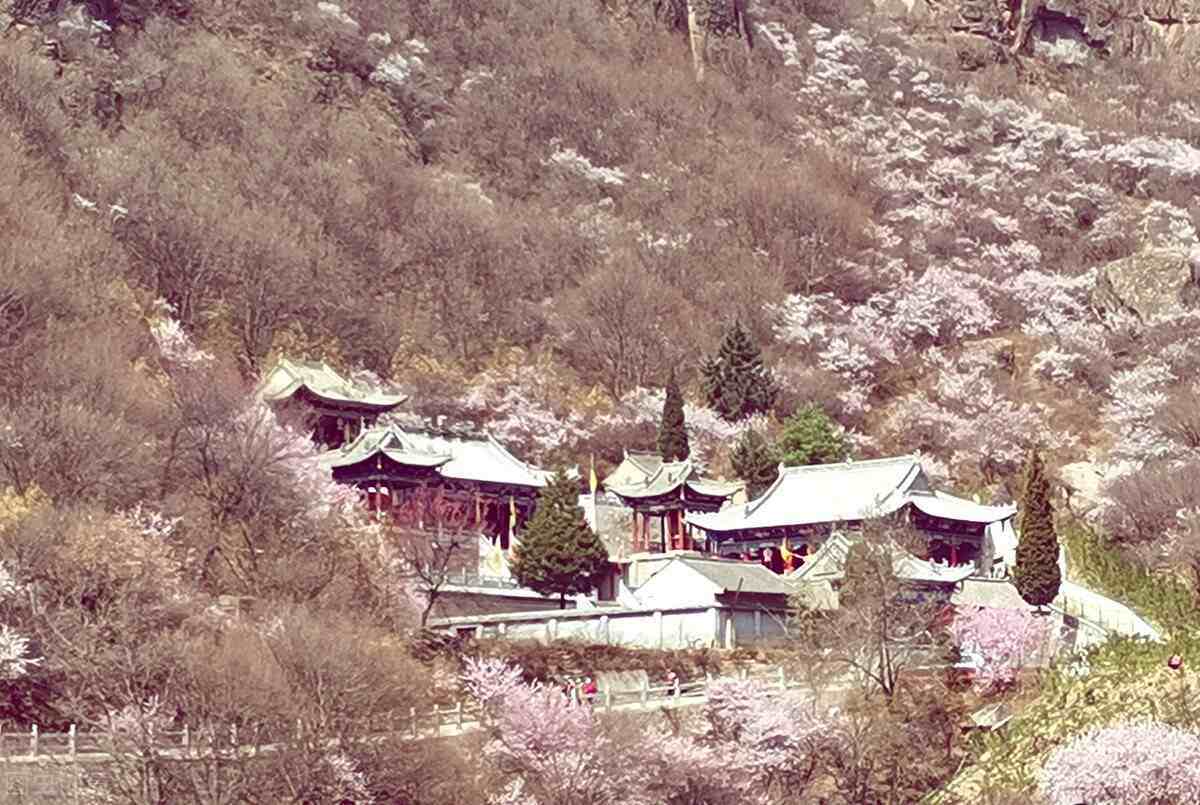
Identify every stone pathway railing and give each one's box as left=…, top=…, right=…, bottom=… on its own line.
left=0, top=666, right=838, bottom=764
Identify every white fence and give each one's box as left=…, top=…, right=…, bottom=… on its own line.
left=1052, top=580, right=1162, bottom=645
left=429, top=604, right=792, bottom=650
left=0, top=666, right=813, bottom=763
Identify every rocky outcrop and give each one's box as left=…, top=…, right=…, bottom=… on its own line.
left=893, top=0, right=1200, bottom=64
left=1093, top=247, right=1200, bottom=322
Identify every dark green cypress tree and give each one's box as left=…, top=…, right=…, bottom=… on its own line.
left=657, top=368, right=690, bottom=462
left=1013, top=448, right=1062, bottom=609
left=511, top=472, right=611, bottom=609
left=701, top=320, right=780, bottom=422
left=731, top=428, right=779, bottom=500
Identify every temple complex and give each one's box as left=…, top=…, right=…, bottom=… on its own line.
left=603, top=451, right=741, bottom=553
left=259, top=358, right=407, bottom=448
left=686, top=455, right=1017, bottom=576
left=318, top=423, right=554, bottom=548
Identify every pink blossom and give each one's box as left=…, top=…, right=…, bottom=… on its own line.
left=1039, top=721, right=1200, bottom=805
left=462, top=656, right=526, bottom=709
left=149, top=310, right=213, bottom=368
left=949, top=607, right=1048, bottom=692
left=701, top=677, right=834, bottom=787
left=324, top=751, right=374, bottom=804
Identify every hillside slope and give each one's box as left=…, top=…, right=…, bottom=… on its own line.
left=3, top=0, right=1199, bottom=495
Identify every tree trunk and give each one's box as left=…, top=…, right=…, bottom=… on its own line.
left=685, top=0, right=705, bottom=82
left=1010, top=0, right=1042, bottom=56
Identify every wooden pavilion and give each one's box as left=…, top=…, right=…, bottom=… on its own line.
left=319, top=423, right=554, bottom=548
left=603, top=451, right=741, bottom=554
left=259, top=357, right=407, bottom=448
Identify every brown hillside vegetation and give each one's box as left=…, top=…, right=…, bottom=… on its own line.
left=5, top=0, right=1200, bottom=801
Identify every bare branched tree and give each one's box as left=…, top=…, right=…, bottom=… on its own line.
left=793, top=518, right=949, bottom=702
left=390, top=487, right=474, bottom=626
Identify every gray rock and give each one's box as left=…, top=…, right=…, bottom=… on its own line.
left=1093, top=247, right=1200, bottom=323
left=897, top=0, right=1200, bottom=62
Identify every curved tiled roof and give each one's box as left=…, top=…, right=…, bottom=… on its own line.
left=687, top=455, right=1016, bottom=534
left=259, top=357, right=407, bottom=410
left=321, top=424, right=553, bottom=488
left=688, top=456, right=922, bottom=533
left=603, top=451, right=740, bottom=502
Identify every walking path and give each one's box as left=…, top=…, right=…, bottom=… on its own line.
left=0, top=667, right=851, bottom=765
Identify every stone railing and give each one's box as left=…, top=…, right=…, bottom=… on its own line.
left=0, top=666, right=818, bottom=763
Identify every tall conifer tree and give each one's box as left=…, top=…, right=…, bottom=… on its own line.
left=657, top=368, right=690, bottom=461
left=511, top=472, right=610, bottom=609
left=1014, top=448, right=1062, bottom=609
left=701, top=320, right=779, bottom=422
left=731, top=429, right=778, bottom=500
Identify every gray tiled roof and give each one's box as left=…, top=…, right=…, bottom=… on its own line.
left=676, top=556, right=798, bottom=596
left=259, top=357, right=407, bottom=409
left=688, top=455, right=1017, bottom=534
left=793, top=533, right=974, bottom=585
left=321, top=424, right=553, bottom=488
left=603, top=452, right=740, bottom=502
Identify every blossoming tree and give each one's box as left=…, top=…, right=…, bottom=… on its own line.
left=1039, top=721, right=1200, bottom=805
left=948, top=606, right=1048, bottom=693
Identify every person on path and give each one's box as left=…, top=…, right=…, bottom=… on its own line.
left=583, top=676, right=598, bottom=707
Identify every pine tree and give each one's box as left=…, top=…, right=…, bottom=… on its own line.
left=511, top=472, right=611, bottom=609
left=701, top=320, right=779, bottom=422
left=777, top=404, right=849, bottom=466
left=1013, top=448, right=1062, bottom=609
left=657, top=368, right=690, bottom=462
left=731, top=429, right=778, bottom=500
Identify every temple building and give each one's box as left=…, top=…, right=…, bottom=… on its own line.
left=602, top=451, right=742, bottom=554
left=319, top=423, right=554, bottom=548
left=686, top=455, right=1017, bottom=576
left=789, top=533, right=976, bottom=610
left=259, top=358, right=406, bottom=448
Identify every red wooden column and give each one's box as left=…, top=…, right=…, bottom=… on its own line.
left=950, top=542, right=959, bottom=566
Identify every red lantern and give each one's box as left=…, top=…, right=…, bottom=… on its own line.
left=1168, top=654, right=1183, bottom=671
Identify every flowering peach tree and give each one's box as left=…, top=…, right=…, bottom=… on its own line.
left=948, top=606, right=1048, bottom=693
left=1039, top=721, right=1200, bottom=805
left=462, top=660, right=835, bottom=805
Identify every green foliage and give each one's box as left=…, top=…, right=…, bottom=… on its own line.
left=935, top=522, right=1200, bottom=802
left=700, top=320, right=779, bottom=422
left=730, top=428, right=778, bottom=500
left=1061, top=521, right=1197, bottom=635
left=466, top=639, right=725, bottom=685
left=656, top=368, right=689, bottom=462
left=776, top=404, right=849, bottom=467
left=511, top=472, right=610, bottom=608
left=1014, top=449, right=1061, bottom=608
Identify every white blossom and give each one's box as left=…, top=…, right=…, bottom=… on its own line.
left=547, top=146, right=626, bottom=187
left=0, top=624, right=38, bottom=680
left=150, top=316, right=214, bottom=368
